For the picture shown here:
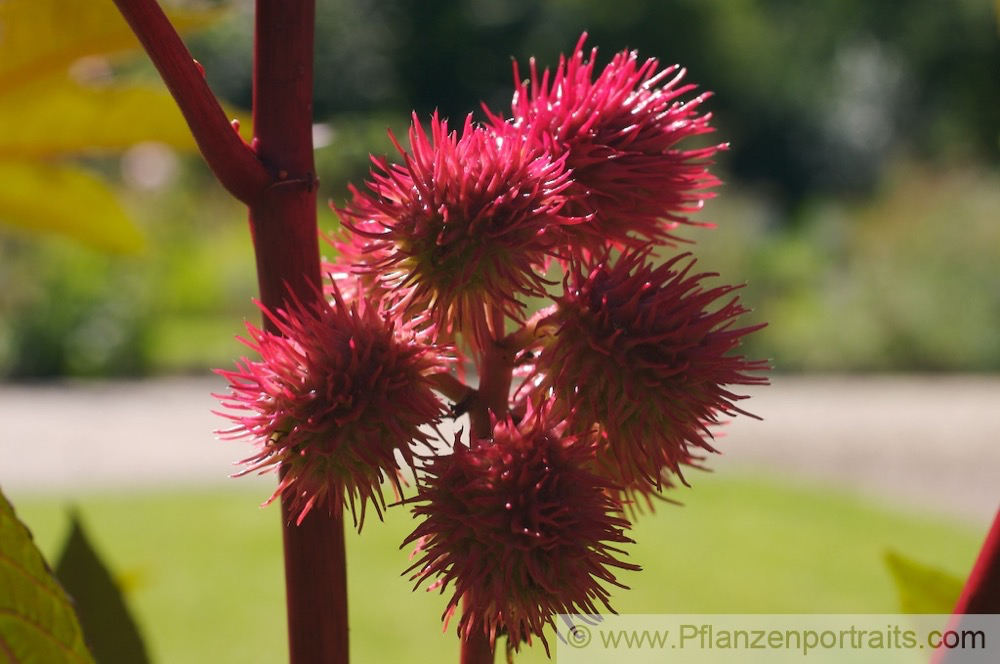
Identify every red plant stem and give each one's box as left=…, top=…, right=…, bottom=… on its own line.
left=460, top=631, right=495, bottom=664
left=429, top=371, right=476, bottom=405
left=249, top=0, right=321, bottom=309
left=461, top=312, right=514, bottom=664
left=279, top=477, right=349, bottom=664
left=114, top=1, right=346, bottom=662
left=931, top=508, right=1000, bottom=664
left=951, top=508, right=1000, bottom=614
left=251, top=3, right=348, bottom=664
left=470, top=333, right=514, bottom=438
left=111, top=0, right=270, bottom=205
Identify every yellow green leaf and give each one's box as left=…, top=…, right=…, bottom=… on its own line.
left=0, top=0, right=241, bottom=251
left=884, top=549, right=964, bottom=614
left=0, top=0, right=222, bottom=96
left=0, top=160, right=144, bottom=254
left=0, top=80, right=201, bottom=158
left=0, top=489, right=96, bottom=664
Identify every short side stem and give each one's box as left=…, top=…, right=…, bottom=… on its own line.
left=470, top=317, right=515, bottom=439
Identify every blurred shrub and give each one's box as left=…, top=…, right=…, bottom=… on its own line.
left=0, top=239, right=152, bottom=378
left=192, top=0, right=998, bottom=210
left=2, top=1, right=996, bottom=377
left=692, top=162, right=1000, bottom=372
left=312, top=112, right=408, bottom=214
left=0, top=158, right=257, bottom=379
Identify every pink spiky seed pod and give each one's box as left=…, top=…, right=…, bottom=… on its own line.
left=336, top=112, right=578, bottom=347
left=404, top=406, right=639, bottom=652
left=215, top=288, right=451, bottom=528
left=321, top=217, right=392, bottom=306
left=527, top=249, right=768, bottom=497
left=491, top=33, right=723, bottom=253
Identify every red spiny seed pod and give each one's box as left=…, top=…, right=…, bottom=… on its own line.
left=336, top=112, right=577, bottom=347
left=492, top=33, right=723, bottom=252
left=404, top=407, right=639, bottom=651
left=529, top=250, right=768, bottom=496
left=321, top=217, right=395, bottom=307
left=214, top=288, right=450, bottom=529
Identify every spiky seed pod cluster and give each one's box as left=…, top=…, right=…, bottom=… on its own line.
left=217, top=32, right=767, bottom=656
left=215, top=289, right=450, bottom=528
left=525, top=250, right=769, bottom=499
left=404, top=408, right=639, bottom=650
left=491, top=32, right=722, bottom=252
left=336, top=112, right=577, bottom=346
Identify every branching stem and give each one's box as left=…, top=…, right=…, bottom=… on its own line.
left=502, top=304, right=557, bottom=351
left=111, top=0, right=271, bottom=204
left=429, top=371, right=475, bottom=405
left=113, top=2, right=345, bottom=662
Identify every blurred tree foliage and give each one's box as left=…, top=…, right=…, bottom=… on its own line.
left=190, top=0, right=998, bottom=208
left=690, top=165, right=1000, bottom=372
left=0, top=0, right=247, bottom=379
left=0, top=0, right=229, bottom=251
left=0, top=170, right=257, bottom=379
left=1, top=0, right=997, bottom=377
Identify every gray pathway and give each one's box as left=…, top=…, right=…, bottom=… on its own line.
left=1, top=375, right=997, bottom=528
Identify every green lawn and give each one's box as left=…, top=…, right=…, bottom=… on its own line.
left=11, top=474, right=983, bottom=663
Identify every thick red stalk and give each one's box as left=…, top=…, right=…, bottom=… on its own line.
left=250, top=0, right=322, bottom=309
left=114, top=1, right=345, bottom=662
left=460, top=633, right=495, bottom=664
left=251, top=3, right=347, bottom=664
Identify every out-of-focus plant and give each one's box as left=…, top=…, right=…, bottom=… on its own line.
left=0, top=243, right=152, bottom=378
left=0, top=0, right=250, bottom=379
left=885, top=551, right=964, bottom=615
left=0, top=490, right=95, bottom=663
left=0, top=0, right=229, bottom=252
left=689, top=166, right=1000, bottom=372
left=189, top=0, right=1000, bottom=212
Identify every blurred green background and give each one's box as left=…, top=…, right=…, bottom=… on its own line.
left=0, top=0, right=997, bottom=377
